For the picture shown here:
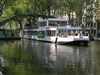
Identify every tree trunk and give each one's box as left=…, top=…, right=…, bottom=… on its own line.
left=18, top=20, right=22, bottom=30
left=27, top=17, right=32, bottom=25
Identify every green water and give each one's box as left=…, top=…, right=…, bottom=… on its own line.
left=0, top=40, right=100, bottom=75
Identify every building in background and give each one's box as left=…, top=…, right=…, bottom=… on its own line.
left=96, top=1, right=100, bottom=37
left=82, top=0, right=100, bottom=39
left=85, top=0, right=97, bottom=38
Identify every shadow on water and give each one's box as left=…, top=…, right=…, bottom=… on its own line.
left=0, top=40, right=100, bottom=75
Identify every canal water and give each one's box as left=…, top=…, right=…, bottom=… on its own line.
left=0, top=40, right=100, bottom=75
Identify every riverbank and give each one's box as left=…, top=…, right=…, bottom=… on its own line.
left=0, top=37, right=21, bottom=40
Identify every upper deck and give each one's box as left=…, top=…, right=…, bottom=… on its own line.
left=43, top=18, right=68, bottom=21
left=57, top=25, right=82, bottom=30
left=38, top=18, right=68, bottom=27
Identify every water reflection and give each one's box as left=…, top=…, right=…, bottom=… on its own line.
left=21, top=40, right=93, bottom=75
left=0, top=40, right=100, bottom=75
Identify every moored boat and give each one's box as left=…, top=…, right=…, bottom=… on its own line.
left=22, top=18, right=90, bottom=46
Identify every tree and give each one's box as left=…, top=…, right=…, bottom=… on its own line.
left=0, top=0, right=6, bottom=16
left=0, top=0, right=95, bottom=31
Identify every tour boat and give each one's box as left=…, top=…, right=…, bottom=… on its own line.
left=22, top=18, right=90, bottom=46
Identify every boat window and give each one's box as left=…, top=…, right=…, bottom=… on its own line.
left=86, top=33, right=88, bottom=36
left=39, top=21, right=46, bottom=26
left=74, top=30, right=78, bottom=36
left=59, top=21, right=67, bottom=26
left=33, top=31, right=38, bottom=35
left=58, top=29, right=67, bottom=37
left=24, top=31, right=37, bottom=35
left=46, top=30, right=56, bottom=36
left=67, top=30, right=71, bottom=35
left=67, top=30, right=79, bottom=36
left=49, top=21, right=67, bottom=26
left=49, top=21, right=58, bottom=26
left=82, top=31, right=89, bottom=36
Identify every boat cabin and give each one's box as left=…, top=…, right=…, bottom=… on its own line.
left=57, top=26, right=89, bottom=37
left=38, top=18, right=68, bottom=27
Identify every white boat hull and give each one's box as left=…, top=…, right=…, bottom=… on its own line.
left=23, top=35, right=89, bottom=46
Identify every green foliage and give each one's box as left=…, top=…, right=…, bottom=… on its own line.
left=0, top=0, right=98, bottom=31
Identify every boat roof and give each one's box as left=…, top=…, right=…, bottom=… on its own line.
left=42, top=18, right=67, bottom=21
left=38, top=25, right=82, bottom=30
left=58, top=25, right=82, bottom=30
